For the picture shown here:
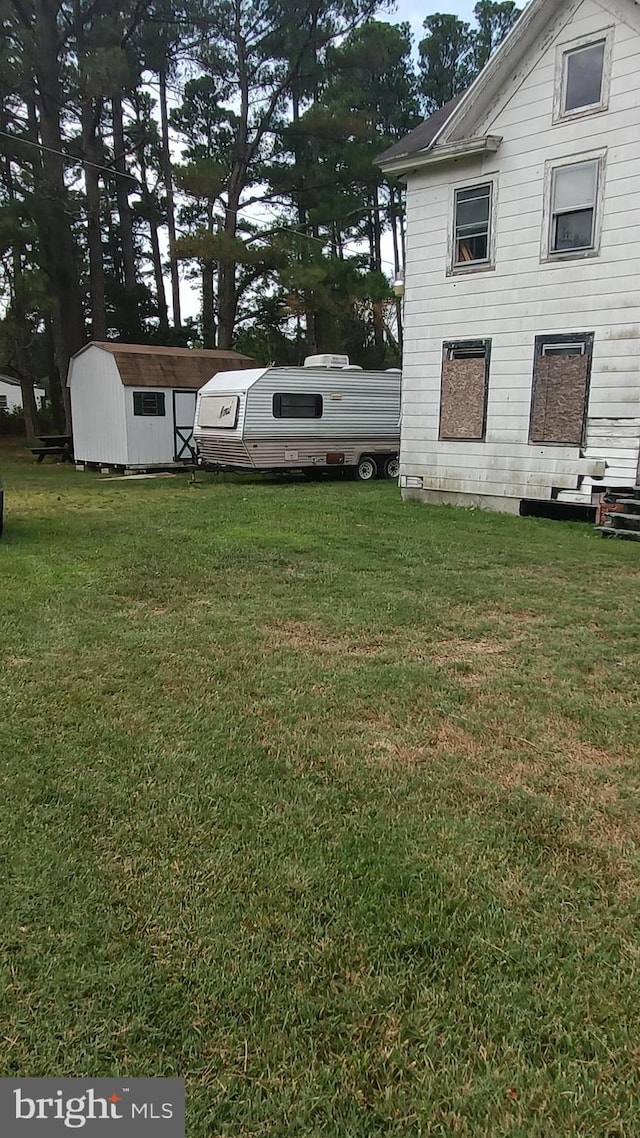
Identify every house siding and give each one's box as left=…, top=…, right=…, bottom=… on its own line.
left=401, top=0, right=640, bottom=505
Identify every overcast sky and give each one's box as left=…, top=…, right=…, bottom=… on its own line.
left=391, top=0, right=480, bottom=47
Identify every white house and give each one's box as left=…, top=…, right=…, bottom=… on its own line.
left=379, top=0, right=640, bottom=514
left=68, top=342, right=253, bottom=470
left=0, top=374, right=47, bottom=413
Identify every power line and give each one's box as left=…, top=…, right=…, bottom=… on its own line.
left=0, top=129, right=139, bottom=182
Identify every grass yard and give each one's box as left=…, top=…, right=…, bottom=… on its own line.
left=1, top=445, right=640, bottom=1137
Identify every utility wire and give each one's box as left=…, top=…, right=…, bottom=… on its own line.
left=0, top=129, right=139, bottom=181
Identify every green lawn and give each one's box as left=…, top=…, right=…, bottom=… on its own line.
left=1, top=447, right=639, bottom=1136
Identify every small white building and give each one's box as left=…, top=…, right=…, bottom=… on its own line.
left=68, top=342, right=253, bottom=470
left=0, top=374, right=47, bottom=413
left=379, top=0, right=640, bottom=513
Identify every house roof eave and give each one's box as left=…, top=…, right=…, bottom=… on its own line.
left=379, top=135, right=502, bottom=178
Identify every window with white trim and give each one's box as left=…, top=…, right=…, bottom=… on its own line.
left=562, top=41, right=606, bottom=115
left=550, top=160, right=599, bottom=254
left=0, top=395, right=7, bottom=410
left=453, top=184, right=492, bottom=267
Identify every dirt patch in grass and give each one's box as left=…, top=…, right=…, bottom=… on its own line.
left=266, top=619, right=386, bottom=658
left=263, top=621, right=526, bottom=671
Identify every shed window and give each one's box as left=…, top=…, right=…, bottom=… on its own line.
left=529, top=333, right=593, bottom=446
left=563, top=41, right=606, bottom=113
left=550, top=160, right=598, bottom=254
left=439, top=340, right=491, bottom=441
left=0, top=395, right=7, bottom=409
left=133, top=391, right=165, bottom=416
left=273, top=393, right=323, bottom=418
left=454, top=184, right=492, bottom=266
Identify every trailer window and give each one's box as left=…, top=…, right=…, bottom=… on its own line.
left=273, top=393, right=323, bottom=418
left=199, top=394, right=239, bottom=428
left=133, top=392, right=165, bottom=416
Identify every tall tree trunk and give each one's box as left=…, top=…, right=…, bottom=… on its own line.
left=159, top=65, right=181, bottom=328
left=3, top=153, right=39, bottom=440
left=390, top=186, right=403, bottom=351
left=202, top=261, right=215, bottom=347
left=372, top=184, right=383, bottom=273
left=202, top=201, right=216, bottom=347
left=217, top=183, right=241, bottom=349
left=112, top=93, right=140, bottom=335
left=369, top=193, right=384, bottom=355
left=82, top=103, right=107, bottom=340
left=45, top=312, right=65, bottom=432
left=72, top=0, right=106, bottom=340
left=139, top=148, right=169, bottom=334
left=33, top=1, right=86, bottom=431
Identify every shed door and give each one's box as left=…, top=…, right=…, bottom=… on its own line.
left=173, top=390, right=198, bottom=461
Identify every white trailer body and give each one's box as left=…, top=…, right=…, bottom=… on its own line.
left=194, top=364, right=402, bottom=478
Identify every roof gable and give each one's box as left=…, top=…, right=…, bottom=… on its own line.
left=378, top=0, right=640, bottom=174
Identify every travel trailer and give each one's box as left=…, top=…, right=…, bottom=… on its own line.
left=194, top=356, right=402, bottom=479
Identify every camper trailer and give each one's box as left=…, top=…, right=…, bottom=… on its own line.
left=194, top=356, right=401, bottom=479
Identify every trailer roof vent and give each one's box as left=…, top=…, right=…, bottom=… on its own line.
left=303, top=354, right=350, bottom=369
left=341, top=364, right=363, bottom=371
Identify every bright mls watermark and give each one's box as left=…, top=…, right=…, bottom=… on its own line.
left=0, top=1079, right=184, bottom=1136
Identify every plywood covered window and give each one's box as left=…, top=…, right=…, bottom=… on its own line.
left=453, top=184, right=492, bottom=266
left=439, top=340, right=491, bottom=441
left=133, top=391, right=165, bottom=416
left=529, top=333, right=594, bottom=446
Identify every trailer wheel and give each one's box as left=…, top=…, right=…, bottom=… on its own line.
left=383, top=456, right=400, bottom=480
left=355, top=456, right=377, bottom=481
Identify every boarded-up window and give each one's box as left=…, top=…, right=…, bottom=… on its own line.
left=529, top=334, right=593, bottom=446
left=439, top=341, right=491, bottom=441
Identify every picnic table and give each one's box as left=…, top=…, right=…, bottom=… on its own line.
left=30, top=434, right=74, bottom=463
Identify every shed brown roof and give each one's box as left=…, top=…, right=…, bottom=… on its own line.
left=77, top=342, right=254, bottom=389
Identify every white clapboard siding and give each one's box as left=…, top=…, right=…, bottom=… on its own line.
left=399, top=0, right=640, bottom=508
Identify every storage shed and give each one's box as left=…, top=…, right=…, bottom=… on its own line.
left=0, top=374, right=47, bottom=413
left=68, top=342, right=253, bottom=470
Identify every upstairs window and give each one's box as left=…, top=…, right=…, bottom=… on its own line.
left=133, top=391, right=165, bottom=416
left=550, top=160, right=599, bottom=254
left=563, top=41, right=606, bottom=114
left=453, top=184, right=492, bottom=267
left=273, top=393, right=323, bottom=419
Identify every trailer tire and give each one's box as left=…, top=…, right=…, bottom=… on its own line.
left=354, top=456, right=377, bottom=481
left=383, top=455, right=400, bottom=480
